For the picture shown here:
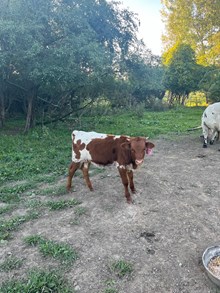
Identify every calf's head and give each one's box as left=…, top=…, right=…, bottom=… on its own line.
left=121, top=137, right=155, bottom=166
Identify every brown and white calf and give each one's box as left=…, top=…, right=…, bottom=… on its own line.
left=66, top=130, right=155, bottom=203
left=202, top=102, right=220, bottom=148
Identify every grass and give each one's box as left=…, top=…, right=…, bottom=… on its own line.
left=24, top=235, right=78, bottom=265
left=0, top=205, right=15, bottom=215
left=110, top=260, right=133, bottom=278
left=70, top=207, right=87, bottom=225
left=37, top=185, right=69, bottom=197
left=0, top=107, right=203, bottom=188
left=0, top=182, right=36, bottom=203
left=0, top=256, right=24, bottom=272
left=0, top=212, right=40, bottom=241
left=46, top=198, right=81, bottom=210
left=104, top=280, right=118, bottom=293
left=0, top=269, right=74, bottom=293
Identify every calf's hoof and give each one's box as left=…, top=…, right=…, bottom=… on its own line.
left=210, top=140, right=214, bottom=145
left=126, top=195, right=133, bottom=204
left=66, top=185, right=71, bottom=192
left=203, top=144, right=207, bottom=148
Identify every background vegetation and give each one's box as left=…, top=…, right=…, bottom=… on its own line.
left=0, top=0, right=219, bottom=133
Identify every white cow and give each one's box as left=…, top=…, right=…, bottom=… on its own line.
left=202, top=102, right=220, bottom=148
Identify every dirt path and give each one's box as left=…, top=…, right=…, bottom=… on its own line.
left=1, top=133, right=220, bottom=292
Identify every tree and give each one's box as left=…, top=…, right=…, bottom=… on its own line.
left=161, top=0, right=220, bottom=66
left=199, top=67, right=220, bottom=102
left=0, top=0, right=140, bottom=131
left=163, top=44, right=204, bottom=105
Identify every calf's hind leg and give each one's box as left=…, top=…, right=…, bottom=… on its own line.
left=67, top=162, right=80, bottom=191
left=81, top=162, right=94, bottom=191
left=202, top=124, right=209, bottom=148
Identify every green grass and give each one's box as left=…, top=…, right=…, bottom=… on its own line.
left=0, top=205, right=15, bottom=215
left=110, top=260, right=133, bottom=278
left=24, top=235, right=78, bottom=265
left=70, top=207, right=87, bottom=225
left=0, top=269, right=74, bottom=293
left=46, top=198, right=81, bottom=210
left=0, top=212, right=40, bottom=241
left=0, top=107, right=203, bottom=187
left=104, top=280, right=118, bottom=293
left=0, top=182, right=36, bottom=203
left=82, top=107, right=203, bottom=137
left=0, top=256, right=24, bottom=272
left=37, top=185, right=68, bottom=197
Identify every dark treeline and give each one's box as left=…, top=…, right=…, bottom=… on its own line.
left=0, top=0, right=219, bottom=132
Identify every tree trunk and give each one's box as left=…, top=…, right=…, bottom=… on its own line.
left=0, top=95, right=5, bottom=128
left=24, top=87, right=37, bottom=134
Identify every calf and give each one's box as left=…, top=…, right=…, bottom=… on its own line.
left=202, top=102, right=220, bottom=148
left=66, top=130, right=155, bottom=203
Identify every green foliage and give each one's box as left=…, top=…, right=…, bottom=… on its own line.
left=199, top=68, right=220, bottom=102
left=0, top=270, right=74, bottom=293
left=161, top=0, right=220, bottom=66
left=0, top=256, right=23, bottom=272
left=24, top=235, right=78, bottom=265
left=110, top=260, right=133, bottom=278
left=163, top=44, right=204, bottom=104
left=1, top=0, right=160, bottom=130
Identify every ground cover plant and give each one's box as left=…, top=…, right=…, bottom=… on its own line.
left=2, top=107, right=219, bottom=293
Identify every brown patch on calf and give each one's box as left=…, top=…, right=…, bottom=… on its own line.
left=72, top=139, right=85, bottom=159
left=86, top=135, right=125, bottom=166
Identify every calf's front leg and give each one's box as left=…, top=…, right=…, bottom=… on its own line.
left=67, top=162, right=80, bottom=191
left=118, top=167, right=132, bottom=204
left=127, top=170, right=136, bottom=193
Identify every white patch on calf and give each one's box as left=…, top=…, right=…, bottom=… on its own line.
left=72, top=130, right=107, bottom=162
left=72, top=130, right=107, bottom=145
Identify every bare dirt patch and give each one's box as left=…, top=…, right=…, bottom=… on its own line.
left=1, top=133, right=220, bottom=293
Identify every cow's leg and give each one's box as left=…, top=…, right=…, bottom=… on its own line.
left=210, top=129, right=217, bottom=145
left=118, top=167, right=132, bottom=203
left=202, top=124, right=208, bottom=148
left=127, top=170, right=136, bottom=194
left=81, top=162, right=93, bottom=191
left=67, top=162, right=80, bottom=191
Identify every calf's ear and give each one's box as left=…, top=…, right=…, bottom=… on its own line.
left=146, top=142, right=155, bottom=149
left=120, top=142, right=131, bottom=150
left=145, top=141, right=155, bottom=155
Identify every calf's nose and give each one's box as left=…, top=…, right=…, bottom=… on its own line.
left=135, top=159, right=143, bottom=165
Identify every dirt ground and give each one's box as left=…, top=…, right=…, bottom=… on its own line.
left=1, top=132, right=220, bottom=293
